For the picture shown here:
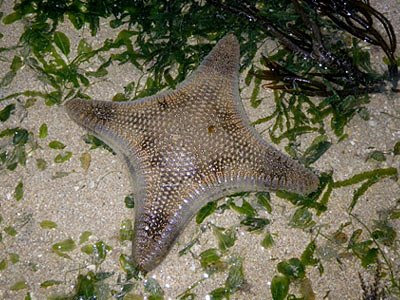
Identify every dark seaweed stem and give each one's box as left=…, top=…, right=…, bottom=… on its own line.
left=255, top=56, right=384, bottom=98
left=289, top=0, right=381, bottom=93
left=254, top=59, right=330, bottom=97
left=208, top=0, right=374, bottom=92
left=208, top=0, right=398, bottom=94
left=253, top=56, right=328, bottom=97
left=305, top=0, right=398, bottom=85
left=207, top=0, right=313, bottom=58
left=208, top=0, right=361, bottom=72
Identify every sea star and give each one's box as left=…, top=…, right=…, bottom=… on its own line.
left=65, top=34, right=319, bottom=272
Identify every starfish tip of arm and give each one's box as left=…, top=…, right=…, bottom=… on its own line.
left=64, top=98, right=90, bottom=124
left=200, top=33, right=240, bottom=76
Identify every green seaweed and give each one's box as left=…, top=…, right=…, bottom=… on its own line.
left=317, top=172, right=334, bottom=216
left=348, top=229, right=378, bottom=268
left=0, top=127, right=32, bottom=171
left=271, top=275, right=289, bottom=300
left=81, top=241, right=112, bottom=265
left=68, top=271, right=111, bottom=300
left=54, top=151, right=72, bottom=163
left=14, top=181, right=23, bottom=201
left=120, top=219, right=134, bottom=242
left=209, top=257, right=245, bottom=299
left=36, top=158, right=47, bottom=170
left=52, top=238, right=76, bottom=259
left=349, top=177, right=380, bottom=213
left=289, top=207, right=315, bottom=229
left=4, top=226, right=17, bottom=237
left=271, top=241, right=324, bottom=299
left=40, top=280, right=62, bottom=288
left=199, top=248, right=225, bottom=272
left=78, top=231, right=92, bottom=244
left=39, top=220, right=57, bottom=229
left=144, top=278, right=164, bottom=300
left=212, top=225, right=236, bottom=252
left=119, top=253, right=141, bottom=281
left=1, top=0, right=399, bottom=298
left=261, top=232, right=275, bottom=249
left=225, top=257, right=244, bottom=293
left=333, top=167, right=397, bottom=188
left=9, top=253, right=19, bottom=264
left=196, top=201, right=217, bottom=224
left=38, top=123, right=48, bottom=139
left=0, top=259, right=7, bottom=271
left=178, top=236, right=199, bottom=257
left=48, top=140, right=65, bottom=149
left=393, top=141, right=400, bottom=155
left=10, top=280, right=27, bottom=291
left=366, top=150, right=386, bottom=162
left=277, top=258, right=306, bottom=280
left=275, top=190, right=326, bottom=213
left=53, top=31, right=70, bottom=56
left=240, top=216, right=270, bottom=232
left=333, top=167, right=398, bottom=212
left=79, top=152, right=91, bottom=171
left=124, top=194, right=135, bottom=209
left=300, top=241, right=319, bottom=267
left=371, top=220, right=396, bottom=247
left=0, top=104, right=15, bottom=122
left=84, top=134, right=115, bottom=154
left=351, top=214, right=399, bottom=293
left=256, top=192, right=272, bottom=213
left=228, top=198, right=257, bottom=217
left=300, top=135, right=332, bottom=166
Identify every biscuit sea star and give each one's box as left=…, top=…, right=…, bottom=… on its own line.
left=65, top=34, right=319, bottom=272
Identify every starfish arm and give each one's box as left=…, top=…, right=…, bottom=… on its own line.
left=65, top=98, right=151, bottom=204
left=65, top=99, right=133, bottom=150
left=196, top=34, right=240, bottom=77
left=251, top=141, right=320, bottom=194
left=131, top=146, right=319, bottom=272
left=190, top=35, right=319, bottom=194
left=131, top=180, right=264, bottom=272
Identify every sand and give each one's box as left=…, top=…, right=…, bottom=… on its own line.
left=0, top=1, right=399, bottom=299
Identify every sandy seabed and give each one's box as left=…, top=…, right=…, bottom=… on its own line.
left=0, top=1, right=399, bottom=299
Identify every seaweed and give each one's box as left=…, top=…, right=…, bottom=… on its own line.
left=2, top=0, right=398, bottom=143
left=1, top=1, right=399, bottom=299
left=209, top=0, right=398, bottom=140
left=305, top=0, right=398, bottom=83
left=210, top=0, right=398, bottom=93
left=271, top=243, right=319, bottom=300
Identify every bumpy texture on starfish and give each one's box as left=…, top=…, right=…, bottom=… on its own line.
left=65, top=34, right=319, bottom=272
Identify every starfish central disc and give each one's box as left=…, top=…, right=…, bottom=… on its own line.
left=65, top=34, right=319, bottom=272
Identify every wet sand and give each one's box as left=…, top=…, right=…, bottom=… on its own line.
left=0, top=1, right=399, bottom=299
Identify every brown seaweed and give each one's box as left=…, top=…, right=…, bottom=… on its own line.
left=208, top=0, right=398, bottom=96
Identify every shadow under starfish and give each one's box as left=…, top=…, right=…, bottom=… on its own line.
left=65, top=34, right=319, bottom=273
